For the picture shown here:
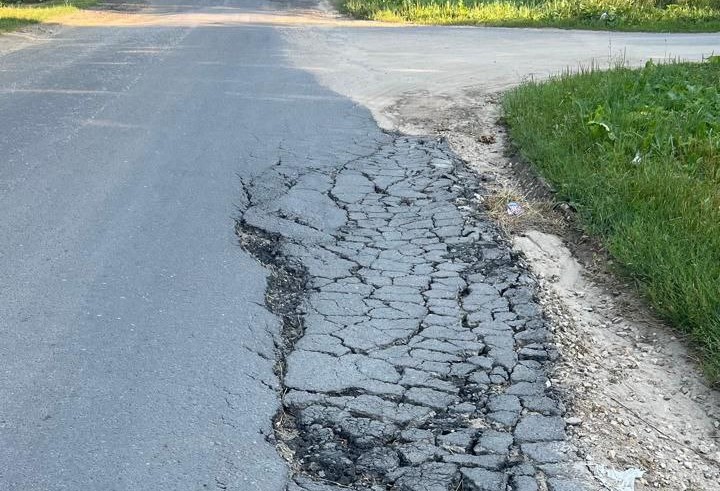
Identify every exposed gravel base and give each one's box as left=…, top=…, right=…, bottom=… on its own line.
left=237, top=135, right=596, bottom=491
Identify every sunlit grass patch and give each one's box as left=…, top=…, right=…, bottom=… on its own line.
left=503, top=59, right=720, bottom=380
left=340, top=0, right=720, bottom=31
left=0, top=0, right=96, bottom=32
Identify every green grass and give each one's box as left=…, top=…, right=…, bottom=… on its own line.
left=503, top=60, right=720, bottom=380
left=0, top=0, right=95, bottom=32
left=341, top=0, right=720, bottom=31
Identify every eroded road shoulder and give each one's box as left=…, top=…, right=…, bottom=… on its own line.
left=237, top=135, right=593, bottom=491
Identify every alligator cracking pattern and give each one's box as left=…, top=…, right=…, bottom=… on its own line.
left=237, top=136, right=594, bottom=491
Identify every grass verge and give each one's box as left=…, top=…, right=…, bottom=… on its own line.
left=502, top=59, right=720, bottom=380
left=0, top=0, right=95, bottom=33
left=340, top=0, right=720, bottom=32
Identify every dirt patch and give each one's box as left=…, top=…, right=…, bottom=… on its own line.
left=386, top=90, right=720, bottom=490
left=52, top=2, right=388, bottom=28
left=517, top=230, right=720, bottom=490
left=234, top=216, right=309, bottom=474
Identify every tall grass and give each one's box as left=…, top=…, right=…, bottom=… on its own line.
left=503, top=60, right=720, bottom=380
left=341, top=0, right=720, bottom=31
left=0, top=0, right=95, bottom=32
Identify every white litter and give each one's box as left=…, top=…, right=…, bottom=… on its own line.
left=506, top=201, right=524, bottom=216
left=592, top=465, right=644, bottom=491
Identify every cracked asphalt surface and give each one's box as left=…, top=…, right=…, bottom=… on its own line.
left=239, top=136, right=589, bottom=491
left=1, top=0, right=718, bottom=490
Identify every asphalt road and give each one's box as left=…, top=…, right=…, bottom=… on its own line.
left=0, top=1, right=377, bottom=489
left=1, top=1, right=719, bottom=490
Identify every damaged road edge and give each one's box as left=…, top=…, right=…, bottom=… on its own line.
left=234, top=219, right=309, bottom=364
left=233, top=218, right=310, bottom=469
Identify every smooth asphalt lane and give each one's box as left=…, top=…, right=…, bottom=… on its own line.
left=0, top=0, right=380, bottom=489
